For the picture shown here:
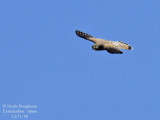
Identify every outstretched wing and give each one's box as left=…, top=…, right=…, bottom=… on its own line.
left=75, top=30, right=100, bottom=43
left=113, top=41, right=133, bottom=50
left=104, top=44, right=123, bottom=54
left=106, top=48, right=123, bottom=54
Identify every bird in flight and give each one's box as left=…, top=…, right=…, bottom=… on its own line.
left=75, top=30, right=133, bottom=54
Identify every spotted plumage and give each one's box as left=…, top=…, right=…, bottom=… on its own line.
left=75, top=30, right=133, bottom=54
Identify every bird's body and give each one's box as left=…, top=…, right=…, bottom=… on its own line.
left=75, top=30, right=133, bottom=54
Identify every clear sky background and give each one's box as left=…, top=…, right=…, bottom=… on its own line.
left=0, top=0, right=160, bottom=120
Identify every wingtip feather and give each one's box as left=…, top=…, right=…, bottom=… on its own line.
left=75, top=30, right=93, bottom=39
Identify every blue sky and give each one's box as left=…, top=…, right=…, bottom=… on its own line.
left=0, top=0, right=160, bottom=120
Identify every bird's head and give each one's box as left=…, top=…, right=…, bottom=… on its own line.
left=92, top=44, right=104, bottom=50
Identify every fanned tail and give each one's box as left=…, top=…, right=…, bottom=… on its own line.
left=115, top=41, right=133, bottom=50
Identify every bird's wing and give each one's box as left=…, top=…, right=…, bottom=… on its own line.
left=75, top=30, right=100, bottom=43
left=113, top=41, right=133, bottom=50
left=104, top=44, right=123, bottom=54
left=106, top=48, right=123, bottom=54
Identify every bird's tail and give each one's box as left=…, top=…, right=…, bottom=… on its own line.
left=75, top=30, right=94, bottom=39
left=114, top=41, right=133, bottom=50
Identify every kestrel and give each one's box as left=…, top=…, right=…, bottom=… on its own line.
left=75, top=30, right=133, bottom=54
